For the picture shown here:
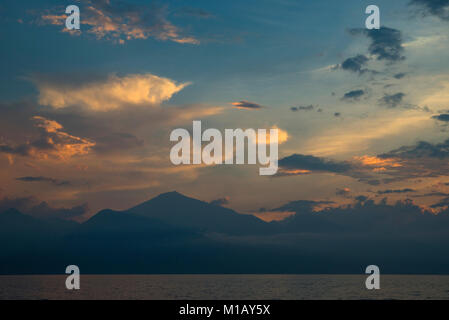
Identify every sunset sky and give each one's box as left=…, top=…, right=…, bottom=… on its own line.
left=1, top=0, right=449, bottom=221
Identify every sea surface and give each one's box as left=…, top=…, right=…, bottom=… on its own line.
left=1, top=274, right=449, bottom=300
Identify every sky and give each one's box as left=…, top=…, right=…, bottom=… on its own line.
left=1, top=0, right=449, bottom=221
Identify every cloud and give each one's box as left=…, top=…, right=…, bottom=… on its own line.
left=39, top=0, right=199, bottom=44
left=336, top=188, right=351, bottom=197
left=350, top=27, right=405, bottom=63
left=291, top=105, right=314, bottom=112
left=431, top=196, right=449, bottom=208
left=379, top=139, right=449, bottom=159
left=16, top=176, right=70, bottom=186
left=0, top=116, right=95, bottom=160
left=355, top=155, right=402, bottom=169
left=277, top=154, right=352, bottom=176
left=231, top=101, right=263, bottom=110
left=302, top=112, right=430, bottom=157
left=251, top=126, right=289, bottom=145
left=274, top=200, right=334, bottom=214
left=373, top=140, right=449, bottom=181
left=340, top=55, right=370, bottom=74
left=276, top=153, right=412, bottom=185
left=210, top=197, right=230, bottom=206
left=342, top=89, right=365, bottom=101
left=432, top=113, right=449, bottom=122
left=394, top=73, right=407, bottom=79
left=379, top=93, right=405, bottom=108
left=409, top=0, right=449, bottom=21
left=0, top=195, right=88, bottom=220
left=377, top=188, right=416, bottom=194
left=35, top=73, right=189, bottom=111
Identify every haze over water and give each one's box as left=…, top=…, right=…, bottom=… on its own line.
left=1, top=275, right=449, bottom=300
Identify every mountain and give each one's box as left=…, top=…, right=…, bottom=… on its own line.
left=4, top=192, right=449, bottom=274
left=78, top=208, right=199, bottom=241
left=125, top=191, right=272, bottom=235
left=0, top=208, right=79, bottom=274
left=0, top=208, right=77, bottom=239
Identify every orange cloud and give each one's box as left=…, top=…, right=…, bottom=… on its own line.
left=30, top=116, right=96, bottom=160
left=355, top=155, right=402, bottom=169
left=0, top=117, right=95, bottom=162
left=40, top=2, right=199, bottom=45
left=277, top=169, right=311, bottom=176
left=251, top=210, right=296, bottom=222
left=40, top=14, right=66, bottom=25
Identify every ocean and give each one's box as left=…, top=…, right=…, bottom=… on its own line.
left=1, top=274, right=449, bottom=300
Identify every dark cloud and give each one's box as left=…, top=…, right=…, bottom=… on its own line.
left=278, top=154, right=352, bottom=175
left=279, top=140, right=449, bottom=184
left=432, top=114, right=449, bottom=122
left=336, top=188, right=351, bottom=197
left=414, top=192, right=449, bottom=197
left=342, top=90, right=365, bottom=101
left=210, top=197, right=230, bottom=206
left=377, top=188, right=416, bottom=195
left=350, top=27, right=405, bottom=63
left=0, top=196, right=88, bottom=220
left=365, top=179, right=382, bottom=186
left=394, top=73, right=407, bottom=79
left=274, top=200, right=334, bottom=214
left=277, top=154, right=384, bottom=184
left=372, top=140, right=449, bottom=181
left=380, top=139, right=449, bottom=159
left=379, top=92, right=405, bottom=108
left=431, top=196, right=449, bottom=208
left=410, top=0, right=449, bottom=21
left=0, top=144, right=32, bottom=157
left=16, top=176, right=70, bottom=187
left=231, top=101, right=263, bottom=110
left=340, top=54, right=370, bottom=74
left=354, top=195, right=370, bottom=203
left=291, top=105, right=314, bottom=112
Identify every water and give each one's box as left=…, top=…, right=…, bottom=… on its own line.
left=1, top=274, right=449, bottom=300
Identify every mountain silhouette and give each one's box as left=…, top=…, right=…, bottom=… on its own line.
left=0, top=207, right=77, bottom=239
left=125, top=191, right=272, bottom=235
left=3, top=191, right=449, bottom=274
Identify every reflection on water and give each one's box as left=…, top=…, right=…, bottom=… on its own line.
left=1, top=274, right=449, bottom=300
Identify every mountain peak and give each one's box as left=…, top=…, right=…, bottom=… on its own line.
left=158, top=191, right=184, bottom=198
left=127, top=191, right=203, bottom=214
left=125, top=191, right=270, bottom=235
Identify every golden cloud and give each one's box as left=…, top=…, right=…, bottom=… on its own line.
left=251, top=126, right=289, bottom=145
left=36, top=74, right=190, bottom=111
